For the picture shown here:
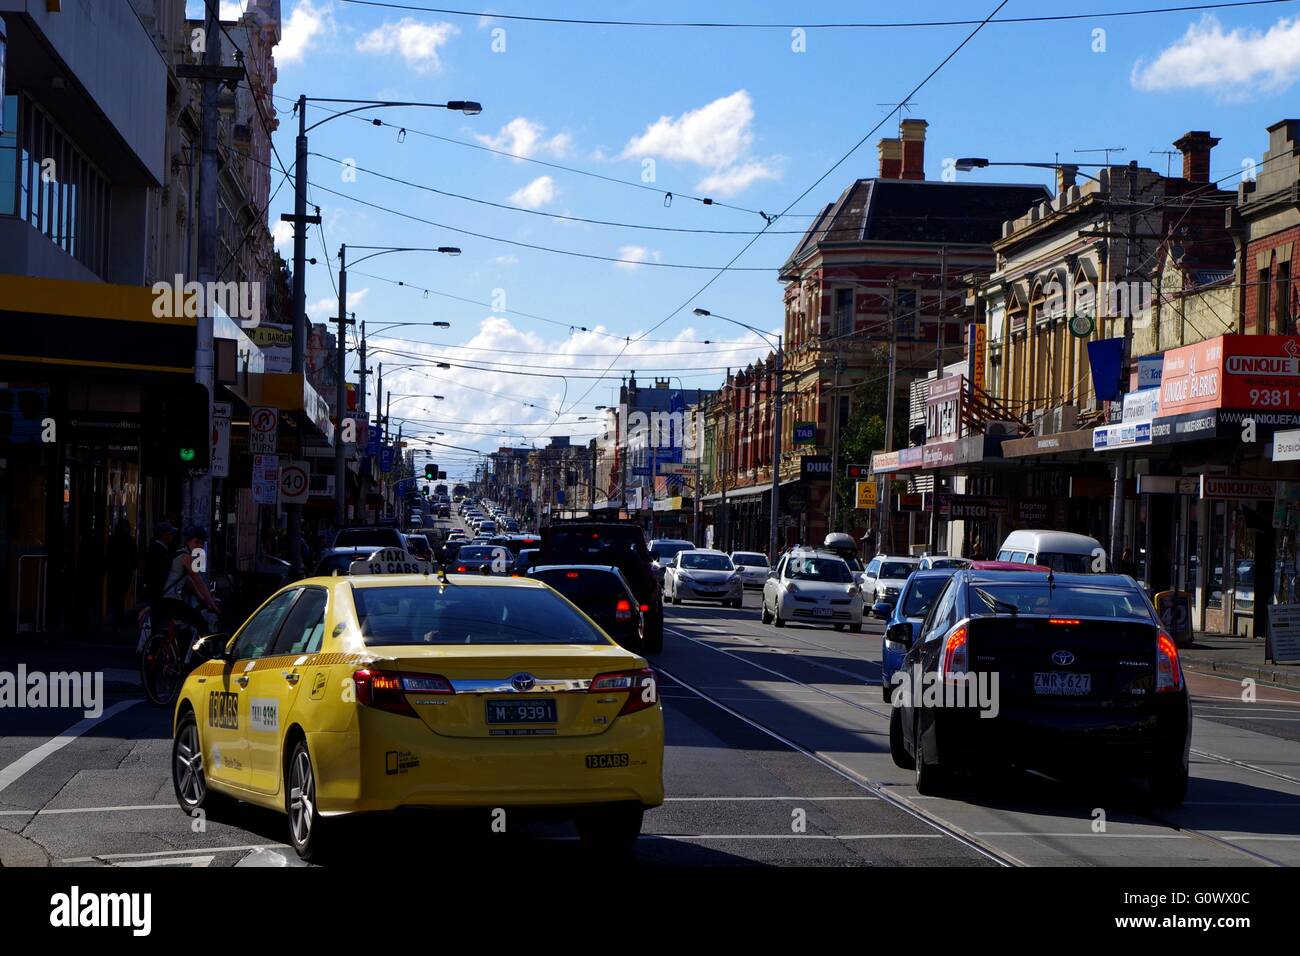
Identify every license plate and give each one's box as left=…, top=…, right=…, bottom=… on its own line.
left=1033, top=672, right=1092, bottom=696
left=813, top=607, right=833, bottom=617
left=486, top=699, right=557, bottom=723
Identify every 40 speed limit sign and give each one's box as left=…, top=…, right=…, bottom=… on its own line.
left=279, top=460, right=310, bottom=505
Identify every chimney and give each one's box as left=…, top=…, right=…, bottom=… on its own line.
left=878, top=137, right=902, bottom=179
left=1055, top=164, right=1078, bottom=195
left=899, top=119, right=928, bottom=180
left=1173, top=130, right=1220, bottom=182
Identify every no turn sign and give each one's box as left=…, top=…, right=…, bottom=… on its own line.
left=280, top=460, right=310, bottom=505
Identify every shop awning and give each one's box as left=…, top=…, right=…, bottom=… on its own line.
left=1003, top=427, right=1096, bottom=458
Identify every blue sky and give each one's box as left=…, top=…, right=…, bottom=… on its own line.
left=191, top=1, right=1300, bottom=480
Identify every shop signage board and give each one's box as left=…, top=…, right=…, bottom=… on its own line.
left=855, top=481, right=878, bottom=509
left=793, top=421, right=816, bottom=445
left=1093, top=419, right=1151, bottom=450
left=1200, top=475, right=1276, bottom=500
left=800, top=455, right=832, bottom=481
left=846, top=463, right=872, bottom=479
left=936, top=493, right=1008, bottom=519
left=926, top=375, right=963, bottom=443
left=1273, top=429, right=1300, bottom=462
left=1266, top=604, right=1300, bottom=663
left=1160, top=334, right=1300, bottom=417
left=1137, top=475, right=1200, bottom=495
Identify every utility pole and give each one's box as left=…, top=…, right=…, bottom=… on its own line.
left=1108, top=161, right=1139, bottom=572
left=334, top=244, right=352, bottom=528
left=358, top=321, right=368, bottom=415
left=769, top=336, right=784, bottom=562
left=692, top=407, right=703, bottom=544
left=829, top=351, right=844, bottom=532
left=181, top=1, right=227, bottom=535
left=881, top=282, right=898, bottom=555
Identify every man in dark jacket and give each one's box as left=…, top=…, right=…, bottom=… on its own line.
left=142, top=521, right=177, bottom=606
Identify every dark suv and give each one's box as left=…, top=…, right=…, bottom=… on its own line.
left=538, top=522, right=663, bottom=653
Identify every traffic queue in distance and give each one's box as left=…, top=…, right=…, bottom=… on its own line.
left=171, top=541, right=664, bottom=861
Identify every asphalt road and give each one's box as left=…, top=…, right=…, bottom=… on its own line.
left=2, top=517, right=1297, bottom=867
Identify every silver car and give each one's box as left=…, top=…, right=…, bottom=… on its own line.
left=664, top=549, right=743, bottom=608
left=729, top=550, right=771, bottom=589
left=762, top=549, right=865, bottom=631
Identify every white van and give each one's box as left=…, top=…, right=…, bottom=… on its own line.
left=996, top=530, right=1106, bottom=573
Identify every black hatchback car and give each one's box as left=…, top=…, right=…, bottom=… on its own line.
left=887, top=569, right=1191, bottom=804
left=529, top=565, right=648, bottom=654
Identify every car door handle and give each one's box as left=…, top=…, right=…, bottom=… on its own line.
left=236, top=675, right=250, bottom=687
left=283, top=671, right=300, bottom=684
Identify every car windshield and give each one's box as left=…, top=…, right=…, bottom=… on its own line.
left=968, top=583, right=1152, bottom=621
left=334, top=529, right=403, bottom=549
left=651, top=541, right=694, bottom=561
left=788, top=557, right=853, bottom=583
left=732, top=553, right=768, bottom=567
left=1036, top=551, right=1095, bottom=573
left=903, top=576, right=951, bottom=617
left=680, top=552, right=733, bottom=571
left=927, top=558, right=968, bottom=569
left=879, top=562, right=917, bottom=579
left=352, top=585, right=607, bottom=645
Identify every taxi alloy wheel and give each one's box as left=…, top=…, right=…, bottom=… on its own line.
left=287, top=741, right=327, bottom=860
left=173, top=712, right=222, bottom=812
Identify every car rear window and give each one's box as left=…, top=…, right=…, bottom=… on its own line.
left=651, top=541, right=693, bottom=561
left=879, top=562, right=917, bottom=579
left=732, top=552, right=768, bottom=567
left=1035, top=551, right=1095, bottom=573
left=352, top=585, right=607, bottom=645
left=532, top=568, right=625, bottom=605
left=968, top=583, right=1152, bottom=621
left=547, top=528, right=647, bottom=561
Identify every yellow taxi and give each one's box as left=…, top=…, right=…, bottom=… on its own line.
left=171, top=550, right=664, bottom=860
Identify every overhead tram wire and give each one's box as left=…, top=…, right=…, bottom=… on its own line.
left=541, top=0, right=1014, bottom=431
left=336, top=1, right=1299, bottom=29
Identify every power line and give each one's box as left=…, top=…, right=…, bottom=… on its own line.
left=337, top=0, right=1296, bottom=28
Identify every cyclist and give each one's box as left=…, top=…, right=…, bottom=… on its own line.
left=154, top=525, right=220, bottom=639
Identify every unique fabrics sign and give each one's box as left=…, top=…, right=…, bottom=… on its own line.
left=1160, top=335, right=1300, bottom=416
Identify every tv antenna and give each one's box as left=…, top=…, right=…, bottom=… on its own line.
left=1076, top=146, right=1127, bottom=167
left=1150, top=149, right=1179, bottom=177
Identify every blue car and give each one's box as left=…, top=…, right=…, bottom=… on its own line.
left=881, top=568, right=959, bottom=701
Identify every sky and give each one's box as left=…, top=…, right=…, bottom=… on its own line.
left=188, top=0, right=1300, bottom=481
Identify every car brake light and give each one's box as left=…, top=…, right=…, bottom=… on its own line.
left=941, top=626, right=968, bottom=680
left=639, top=604, right=650, bottom=613
left=615, top=598, right=632, bottom=621
left=1049, top=618, right=1081, bottom=625
left=456, top=565, right=466, bottom=572
left=351, top=667, right=450, bottom=717
left=589, top=668, right=657, bottom=715
left=566, top=571, right=580, bottom=578
left=1156, top=631, right=1184, bottom=693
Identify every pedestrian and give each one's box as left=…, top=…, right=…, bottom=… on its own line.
left=141, top=520, right=177, bottom=608
left=105, top=518, right=137, bottom=627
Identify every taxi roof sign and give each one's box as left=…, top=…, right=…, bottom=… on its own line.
left=348, top=547, right=433, bottom=576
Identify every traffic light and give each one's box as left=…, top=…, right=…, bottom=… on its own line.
left=424, top=463, right=437, bottom=480
left=164, top=382, right=211, bottom=472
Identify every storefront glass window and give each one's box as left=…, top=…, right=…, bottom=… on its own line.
left=0, top=95, right=15, bottom=216
left=1207, top=500, right=1226, bottom=608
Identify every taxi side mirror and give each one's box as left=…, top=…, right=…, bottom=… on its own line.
left=193, top=633, right=231, bottom=661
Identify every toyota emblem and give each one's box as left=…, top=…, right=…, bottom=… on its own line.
left=1051, top=650, right=1075, bottom=666
left=510, top=672, right=536, bottom=692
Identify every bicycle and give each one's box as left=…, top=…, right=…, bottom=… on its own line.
left=138, top=606, right=219, bottom=706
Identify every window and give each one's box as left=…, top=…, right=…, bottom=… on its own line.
left=1258, top=266, right=1272, bottom=333
left=833, top=288, right=854, bottom=337
left=968, top=583, right=1151, bottom=621
left=680, top=552, right=732, bottom=570
left=787, top=556, right=853, bottom=583
left=0, top=96, right=15, bottom=217
left=271, top=588, right=328, bottom=656
left=866, top=559, right=881, bottom=578
left=895, top=289, right=919, bottom=336
left=921, top=580, right=957, bottom=642
left=231, top=590, right=299, bottom=661
left=903, top=576, right=950, bottom=619
left=1278, top=261, right=1293, bottom=335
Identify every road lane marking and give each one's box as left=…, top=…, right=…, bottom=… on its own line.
left=63, top=843, right=284, bottom=863
left=0, top=803, right=175, bottom=817
left=0, top=699, right=142, bottom=796
left=654, top=659, right=1021, bottom=867
left=653, top=833, right=943, bottom=840
left=973, top=832, right=1190, bottom=839
left=664, top=796, right=878, bottom=802
left=1192, top=748, right=1300, bottom=786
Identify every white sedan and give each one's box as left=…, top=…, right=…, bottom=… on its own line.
left=664, top=549, right=744, bottom=608
left=729, top=551, right=771, bottom=589
left=762, top=551, right=865, bottom=631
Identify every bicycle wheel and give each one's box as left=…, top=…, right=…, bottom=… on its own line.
left=141, top=630, right=184, bottom=705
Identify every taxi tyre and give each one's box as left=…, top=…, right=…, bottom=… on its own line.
left=172, top=709, right=230, bottom=816
left=913, top=723, right=950, bottom=796
left=576, top=802, right=644, bottom=854
left=889, top=707, right=915, bottom=770
left=849, top=623, right=863, bottom=633
left=285, top=737, right=332, bottom=862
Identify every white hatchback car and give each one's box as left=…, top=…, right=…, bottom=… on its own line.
left=762, top=549, right=865, bottom=631
left=664, top=549, right=744, bottom=608
left=729, top=550, right=771, bottom=589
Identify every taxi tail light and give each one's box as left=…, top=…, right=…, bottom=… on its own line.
left=589, top=668, right=657, bottom=715
left=1156, top=631, right=1184, bottom=693
left=615, top=598, right=632, bottom=621
left=352, top=667, right=451, bottom=718
left=941, top=626, right=968, bottom=680
left=639, top=604, right=650, bottom=613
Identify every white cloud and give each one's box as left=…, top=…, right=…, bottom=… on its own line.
left=620, top=90, right=780, bottom=196
left=614, top=246, right=662, bottom=271
left=356, top=18, right=458, bottom=74
left=306, top=287, right=367, bottom=321
left=277, top=0, right=332, bottom=65
left=476, top=118, right=572, bottom=160
left=1132, top=15, right=1300, bottom=98
left=508, top=175, right=557, bottom=209
left=492, top=255, right=520, bottom=265
left=695, top=160, right=782, bottom=198
left=271, top=220, right=293, bottom=250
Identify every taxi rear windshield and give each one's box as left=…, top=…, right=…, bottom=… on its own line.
left=351, top=585, right=608, bottom=645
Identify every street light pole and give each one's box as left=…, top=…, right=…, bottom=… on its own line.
left=770, top=336, right=783, bottom=563
left=335, top=244, right=351, bottom=527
